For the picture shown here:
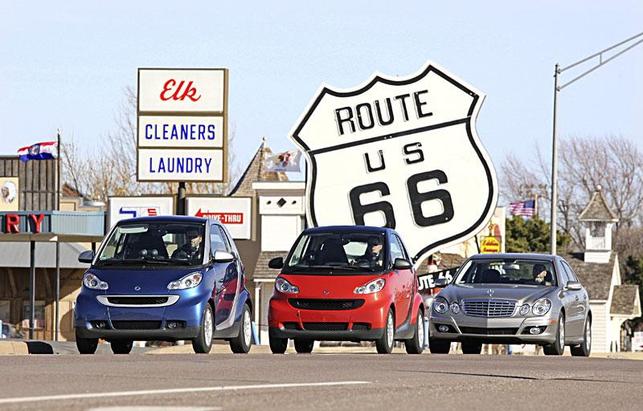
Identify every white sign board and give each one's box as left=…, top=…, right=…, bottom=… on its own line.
left=289, top=62, right=498, bottom=266
left=137, top=68, right=228, bottom=183
left=186, top=197, right=252, bottom=239
left=108, top=196, right=175, bottom=227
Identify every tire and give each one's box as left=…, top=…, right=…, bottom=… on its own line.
left=229, top=305, right=252, bottom=354
left=110, top=340, right=133, bottom=354
left=192, top=304, right=214, bottom=354
left=376, top=309, right=395, bottom=354
left=461, top=341, right=482, bottom=354
left=429, top=338, right=451, bottom=354
left=571, top=316, right=592, bottom=357
left=405, top=310, right=425, bottom=354
left=269, top=333, right=288, bottom=354
left=76, top=331, right=98, bottom=355
left=294, top=339, right=314, bottom=354
left=544, top=313, right=565, bottom=356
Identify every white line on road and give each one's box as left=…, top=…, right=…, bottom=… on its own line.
left=0, top=381, right=371, bottom=405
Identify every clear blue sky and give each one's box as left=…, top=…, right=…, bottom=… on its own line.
left=1, top=1, right=642, bottom=181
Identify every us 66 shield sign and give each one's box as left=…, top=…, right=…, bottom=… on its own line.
left=290, top=62, right=498, bottom=265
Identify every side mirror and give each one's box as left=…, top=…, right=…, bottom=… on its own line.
left=213, top=250, right=234, bottom=263
left=566, top=280, right=582, bottom=291
left=268, top=257, right=284, bottom=269
left=78, top=250, right=95, bottom=264
left=393, top=258, right=412, bottom=270
left=435, top=277, right=450, bottom=288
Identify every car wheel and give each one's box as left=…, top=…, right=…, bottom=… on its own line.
left=76, top=331, right=98, bottom=355
left=405, top=310, right=424, bottom=354
left=111, top=340, right=133, bottom=354
left=192, top=304, right=214, bottom=354
left=294, top=339, right=314, bottom=354
left=269, top=333, right=288, bottom=354
left=376, top=309, right=395, bottom=354
left=461, top=341, right=482, bottom=354
left=571, top=316, right=592, bottom=357
left=428, top=338, right=451, bottom=354
left=229, top=305, right=252, bottom=354
left=544, top=313, right=565, bottom=356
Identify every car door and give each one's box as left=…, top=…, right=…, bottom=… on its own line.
left=556, top=260, right=579, bottom=340
left=210, top=224, right=238, bottom=327
left=561, top=260, right=586, bottom=339
left=390, top=234, right=413, bottom=326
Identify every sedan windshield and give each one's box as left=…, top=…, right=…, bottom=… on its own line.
left=455, top=259, right=557, bottom=286
left=283, top=232, right=388, bottom=274
left=96, top=222, right=206, bottom=267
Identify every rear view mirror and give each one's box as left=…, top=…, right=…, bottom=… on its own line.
left=268, top=257, right=284, bottom=269
left=78, top=250, right=95, bottom=264
left=393, top=258, right=412, bottom=270
left=435, top=277, right=450, bottom=288
left=213, top=250, right=234, bottom=263
left=566, top=280, right=582, bottom=291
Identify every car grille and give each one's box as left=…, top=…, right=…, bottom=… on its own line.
left=302, top=322, right=348, bottom=331
left=459, top=327, right=519, bottom=335
left=111, top=321, right=162, bottom=330
left=462, top=299, right=516, bottom=317
left=289, top=299, right=365, bottom=310
left=107, top=296, right=169, bottom=305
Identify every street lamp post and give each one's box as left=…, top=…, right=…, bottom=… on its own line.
left=549, top=31, right=643, bottom=255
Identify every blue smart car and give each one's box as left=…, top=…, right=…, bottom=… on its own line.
left=74, top=216, right=253, bottom=354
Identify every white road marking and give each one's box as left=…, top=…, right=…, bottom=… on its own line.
left=89, top=407, right=220, bottom=411
left=0, top=381, right=370, bottom=405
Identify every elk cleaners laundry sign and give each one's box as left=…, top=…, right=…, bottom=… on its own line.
left=137, top=68, right=228, bottom=182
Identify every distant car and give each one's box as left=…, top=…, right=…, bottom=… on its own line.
left=74, top=216, right=253, bottom=355
left=1, top=323, right=23, bottom=339
left=268, top=225, right=425, bottom=354
left=429, top=253, right=591, bottom=356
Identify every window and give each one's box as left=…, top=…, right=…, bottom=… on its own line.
left=560, top=261, right=577, bottom=283
left=0, top=300, right=10, bottom=323
left=390, top=236, right=405, bottom=261
left=210, top=225, right=229, bottom=253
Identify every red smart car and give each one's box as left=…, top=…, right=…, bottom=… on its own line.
left=268, top=226, right=425, bottom=354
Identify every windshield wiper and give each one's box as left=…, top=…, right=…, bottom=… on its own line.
left=292, top=264, right=372, bottom=272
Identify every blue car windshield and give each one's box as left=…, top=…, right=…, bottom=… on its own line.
left=95, top=222, right=206, bottom=267
left=455, top=259, right=557, bottom=287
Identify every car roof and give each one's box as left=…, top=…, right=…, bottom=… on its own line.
left=302, top=225, right=392, bottom=235
left=470, top=253, right=556, bottom=262
left=116, top=215, right=209, bottom=225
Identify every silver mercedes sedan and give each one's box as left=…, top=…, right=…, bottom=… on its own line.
left=428, top=253, right=591, bottom=356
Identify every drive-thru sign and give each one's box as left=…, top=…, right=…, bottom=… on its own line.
left=137, top=68, right=228, bottom=182
left=290, top=62, right=497, bottom=266
left=186, top=197, right=252, bottom=240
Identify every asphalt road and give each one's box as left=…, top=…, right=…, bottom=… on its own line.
left=0, top=353, right=641, bottom=411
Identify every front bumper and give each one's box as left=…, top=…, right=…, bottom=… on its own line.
left=429, top=311, right=558, bottom=345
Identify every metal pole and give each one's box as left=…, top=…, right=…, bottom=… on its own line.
left=56, top=130, right=61, bottom=210
left=55, top=241, right=60, bottom=342
left=177, top=182, right=187, bottom=215
left=29, top=240, right=35, bottom=340
left=550, top=64, right=559, bottom=255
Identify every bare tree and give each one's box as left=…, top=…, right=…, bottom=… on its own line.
left=501, top=136, right=643, bottom=252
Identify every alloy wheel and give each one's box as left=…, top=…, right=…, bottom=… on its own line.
left=243, top=309, right=252, bottom=345
left=204, top=307, right=213, bottom=347
left=558, top=315, right=565, bottom=349
left=386, top=312, right=394, bottom=348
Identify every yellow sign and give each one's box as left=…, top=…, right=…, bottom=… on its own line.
left=480, top=236, right=500, bottom=253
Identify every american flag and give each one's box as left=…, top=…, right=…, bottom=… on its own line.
left=509, top=199, right=536, bottom=217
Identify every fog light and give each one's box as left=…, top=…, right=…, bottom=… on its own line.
left=167, top=321, right=178, bottom=329
left=93, top=321, right=106, bottom=329
left=529, top=327, right=541, bottom=335
left=438, top=325, right=450, bottom=333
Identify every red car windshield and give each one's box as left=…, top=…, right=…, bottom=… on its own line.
left=283, top=232, right=388, bottom=274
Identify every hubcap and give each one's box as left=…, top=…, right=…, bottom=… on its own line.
left=559, top=316, right=565, bottom=348
left=417, top=313, right=424, bottom=346
left=386, top=313, right=394, bottom=348
left=243, top=309, right=252, bottom=344
left=204, top=308, right=213, bottom=347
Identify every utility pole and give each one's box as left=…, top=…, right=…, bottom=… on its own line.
left=549, top=31, right=643, bottom=255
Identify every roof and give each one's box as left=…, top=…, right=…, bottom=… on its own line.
left=470, top=253, right=556, bottom=262
left=578, top=189, right=618, bottom=222
left=229, top=141, right=288, bottom=197
left=253, top=251, right=286, bottom=280
left=563, top=252, right=614, bottom=300
left=117, top=216, right=208, bottom=225
left=0, top=242, right=89, bottom=269
left=610, top=285, right=641, bottom=316
left=302, top=225, right=390, bottom=235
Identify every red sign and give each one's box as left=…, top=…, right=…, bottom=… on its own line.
left=195, top=209, right=244, bottom=224
left=2, top=213, right=45, bottom=234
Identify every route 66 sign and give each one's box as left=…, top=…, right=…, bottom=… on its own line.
left=289, top=62, right=498, bottom=266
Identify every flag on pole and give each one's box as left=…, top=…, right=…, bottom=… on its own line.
left=264, top=150, right=302, bottom=172
left=509, top=199, right=536, bottom=218
left=17, top=141, right=58, bottom=162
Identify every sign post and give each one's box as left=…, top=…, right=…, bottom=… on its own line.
left=136, top=68, right=228, bottom=214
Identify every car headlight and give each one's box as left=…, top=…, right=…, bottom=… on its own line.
left=354, top=278, right=386, bottom=294
left=433, top=297, right=449, bottom=314
left=275, top=277, right=299, bottom=294
left=167, top=272, right=203, bottom=290
left=450, top=302, right=461, bottom=314
left=83, top=273, right=109, bottom=290
left=519, top=303, right=531, bottom=316
left=532, top=298, right=551, bottom=316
